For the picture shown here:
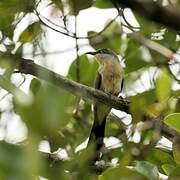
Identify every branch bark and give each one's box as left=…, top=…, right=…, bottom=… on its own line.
left=1, top=53, right=177, bottom=139
left=0, top=53, right=129, bottom=113
left=113, top=0, right=180, bottom=31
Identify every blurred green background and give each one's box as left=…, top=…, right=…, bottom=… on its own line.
left=0, top=0, right=180, bottom=179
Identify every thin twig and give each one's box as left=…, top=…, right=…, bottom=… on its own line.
left=34, top=6, right=178, bottom=63
left=112, top=1, right=139, bottom=32
left=0, top=73, right=26, bottom=102
left=62, top=14, right=70, bottom=34
left=24, top=46, right=78, bottom=56
left=121, top=9, right=140, bottom=30
left=74, top=15, right=81, bottom=119
left=36, top=0, right=42, bottom=7
left=35, top=8, right=119, bottom=40
left=38, top=13, right=72, bottom=33
left=34, top=9, right=73, bottom=37
left=74, top=16, right=80, bottom=82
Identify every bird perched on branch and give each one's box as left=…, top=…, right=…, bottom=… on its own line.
left=86, top=48, right=124, bottom=155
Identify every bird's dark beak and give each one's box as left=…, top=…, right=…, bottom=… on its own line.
left=86, top=51, right=96, bottom=55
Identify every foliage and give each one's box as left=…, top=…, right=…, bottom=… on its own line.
left=0, top=0, right=179, bottom=180
left=164, top=113, right=180, bottom=132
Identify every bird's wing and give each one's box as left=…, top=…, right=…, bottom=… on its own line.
left=95, top=71, right=102, bottom=90
left=121, top=78, right=124, bottom=92
left=114, top=78, right=124, bottom=96
left=89, top=71, right=106, bottom=152
left=94, top=71, right=102, bottom=118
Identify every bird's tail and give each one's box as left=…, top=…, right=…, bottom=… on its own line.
left=88, top=117, right=106, bottom=152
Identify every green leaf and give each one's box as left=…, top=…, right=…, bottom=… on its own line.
left=157, top=30, right=179, bottom=51
left=125, top=39, right=152, bottom=73
left=145, top=149, right=175, bottom=174
left=130, top=89, right=157, bottom=122
left=88, top=21, right=122, bottom=53
left=93, top=0, right=114, bottom=9
left=0, top=55, right=16, bottom=80
left=175, top=97, right=180, bottom=112
left=52, top=0, right=63, bottom=11
left=0, top=141, right=41, bottom=179
left=14, top=81, right=76, bottom=137
left=105, top=120, right=121, bottom=137
left=29, top=78, right=42, bottom=95
left=177, top=1, right=180, bottom=9
left=162, top=164, right=175, bottom=176
left=0, top=15, right=14, bottom=38
left=0, top=15, right=14, bottom=29
left=67, top=147, right=96, bottom=178
left=99, top=166, right=148, bottom=180
left=0, top=141, right=26, bottom=179
left=68, top=0, right=93, bottom=15
left=0, top=74, right=33, bottom=105
left=134, top=161, right=159, bottom=180
left=80, top=101, right=92, bottom=117
left=5, top=43, right=16, bottom=52
left=109, top=147, right=124, bottom=161
left=18, top=21, right=42, bottom=43
left=67, top=54, right=98, bottom=86
left=164, top=113, right=180, bottom=132
left=134, top=14, right=159, bottom=36
left=47, top=103, right=91, bottom=151
left=0, top=0, right=35, bottom=15
left=168, top=165, right=180, bottom=180
left=0, top=54, right=17, bottom=69
left=156, top=69, right=171, bottom=103
left=173, top=135, right=180, bottom=164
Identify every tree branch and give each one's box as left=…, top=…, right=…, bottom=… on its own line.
left=1, top=53, right=177, bottom=139
left=35, top=6, right=176, bottom=61
left=128, top=32, right=174, bottom=60
left=113, top=0, right=180, bottom=31
left=0, top=53, right=129, bottom=113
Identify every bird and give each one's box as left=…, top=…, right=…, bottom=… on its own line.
left=86, top=48, right=124, bottom=154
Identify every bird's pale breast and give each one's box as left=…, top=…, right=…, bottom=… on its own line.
left=99, top=61, right=123, bottom=95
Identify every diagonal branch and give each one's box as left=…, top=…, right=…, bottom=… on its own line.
left=128, top=32, right=174, bottom=60
left=0, top=53, right=129, bottom=113
left=1, top=54, right=177, bottom=139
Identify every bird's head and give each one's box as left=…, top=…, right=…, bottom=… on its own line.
left=86, top=48, right=119, bottom=65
